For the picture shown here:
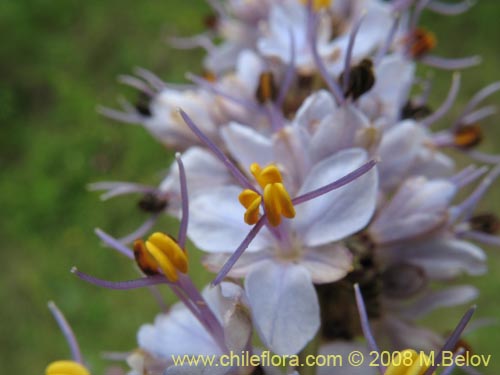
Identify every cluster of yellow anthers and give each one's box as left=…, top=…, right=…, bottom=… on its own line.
left=385, top=349, right=433, bottom=375
left=133, top=232, right=188, bottom=282
left=239, top=163, right=295, bottom=227
left=45, top=360, right=90, bottom=375
left=299, top=0, right=332, bottom=11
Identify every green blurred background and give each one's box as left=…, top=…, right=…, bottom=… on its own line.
left=1, top=1, right=500, bottom=374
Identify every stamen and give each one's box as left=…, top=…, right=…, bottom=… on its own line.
left=300, top=0, right=332, bottom=11
left=408, top=27, right=437, bottom=59
left=145, top=232, right=189, bottom=282
left=256, top=72, right=278, bottom=104
left=168, top=34, right=216, bottom=52
left=342, top=15, right=366, bottom=95
left=440, top=348, right=465, bottom=375
left=134, top=67, right=167, bottom=91
left=186, top=73, right=260, bottom=112
left=423, top=306, right=476, bottom=375
left=241, top=163, right=296, bottom=226
left=340, top=58, right=375, bottom=101
left=306, top=2, right=343, bottom=104
left=461, top=105, right=497, bottom=125
left=452, top=164, right=500, bottom=221
left=375, top=15, right=400, bottom=64
left=138, top=192, right=168, bottom=213
left=45, top=360, right=90, bottom=375
left=239, top=189, right=262, bottom=225
left=117, top=214, right=160, bottom=245
left=292, top=159, right=377, bottom=205
left=392, top=0, right=416, bottom=12
left=277, top=30, right=296, bottom=108
left=459, top=81, right=500, bottom=121
left=133, top=240, right=160, bottom=276
left=97, top=105, right=143, bottom=124
left=263, top=183, right=295, bottom=226
left=384, top=349, right=432, bottom=375
left=421, top=72, right=460, bottom=127
left=94, top=228, right=134, bottom=260
left=72, top=267, right=170, bottom=289
left=427, top=0, right=477, bottom=16
left=354, top=284, right=385, bottom=374
left=251, top=163, right=283, bottom=188
left=453, top=123, right=482, bottom=149
left=420, top=55, right=481, bottom=70
left=449, top=165, right=487, bottom=189
left=175, top=153, right=189, bottom=249
left=466, top=150, right=500, bottom=165
left=469, top=213, right=500, bottom=235
left=48, top=301, right=84, bottom=364
left=88, top=181, right=156, bottom=201
left=461, top=230, right=500, bottom=247
left=212, top=216, right=267, bottom=286
left=117, top=75, right=155, bottom=96
left=180, top=109, right=256, bottom=191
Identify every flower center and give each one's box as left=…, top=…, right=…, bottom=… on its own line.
left=133, top=232, right=188, bottom=282
left=385, top=349, right=433, bottom=375
left=239, top=163, right=296, bottom=227
left=45, top=360, right=90, bottom=375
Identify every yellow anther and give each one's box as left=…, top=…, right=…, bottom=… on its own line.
left=133, top=239, right=159, bottom=276
left=133, top=232, right=188, bottom=282
left=385, top=350, right=433, bottom=375
left=46, top=360, right=90, bottom=375
left=300, top=0, right=332, bottom=11
left=250, top=163, right=283, bottom=189
left=263, top=183, right=296, bottom=226
left=256, top=72, right=278, bottom=104
left=148, top=233, right=188, bottom=273
left=240, top=163, right=296, bottom=227
left=239, top=189, right=262, bottom=225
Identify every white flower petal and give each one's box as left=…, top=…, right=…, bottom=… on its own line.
left=160, top=147, right=233, bottom=199
left=392, top=285, right=479, bottom=319
left=370, top=176, right=457, bottom=244
left=245, top=261, right=320, bottom=355
left=377, top=120, right=426, bottom=192
left=137, top=305, right=218, bottom=358
left=294, top=90, right=336, bottom=133
left=301, top=244, right=353, bottom=284
left=221, top=122, right=274, bottom=171
left=203, top=251, right=273, bottom=279
left=381, top=315, right=443, bottom=352
left=310, top=105, right=370, bottom=162
left=188, top=186, right=272, bottom=253
left=381, top=237, right=486, bottom=279
left=295, top=148, right=378, bottom=247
